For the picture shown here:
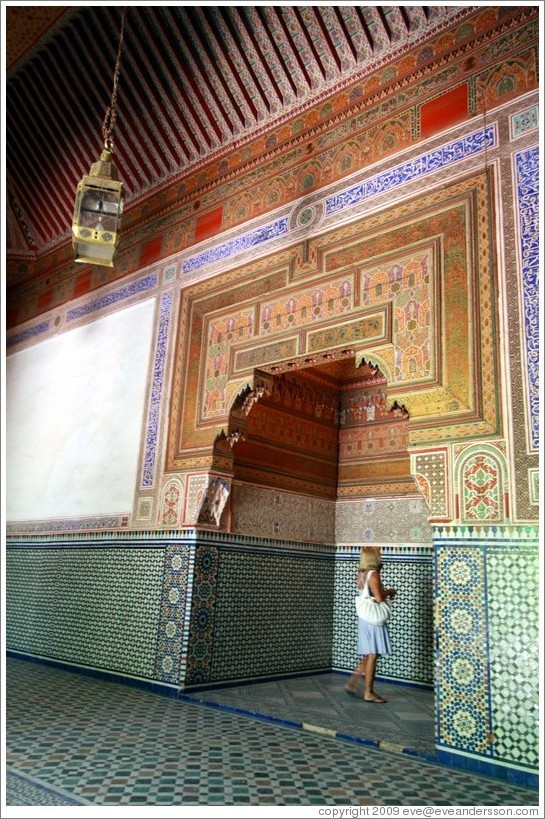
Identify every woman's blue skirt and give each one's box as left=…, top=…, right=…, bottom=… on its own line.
left=357, top=617, right=391, bottom=656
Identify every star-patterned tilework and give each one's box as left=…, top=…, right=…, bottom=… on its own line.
left=6, top=657, right=538, bottom=807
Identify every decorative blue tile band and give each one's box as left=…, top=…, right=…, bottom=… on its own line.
left=325, top=125, right=496, bottom=216
left=437, top=749, right=539, bottom=791
left=6, top=321, right=50, bottom=348
left=515, top=146, right=539, bottom=451
left=66, top=274, right=158, bottom=321
left=141, top=290, right=172, bottom=488
left=182, top=217, right=289, bottom=274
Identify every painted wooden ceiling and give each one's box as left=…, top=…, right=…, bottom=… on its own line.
left=6, top=4, right=477, bottom=265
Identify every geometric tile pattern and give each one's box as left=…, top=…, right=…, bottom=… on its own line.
left=411, top=449, right=449, bottom=519
left=436, top=547, right=489, bottom=755
left=5, top=658, right=539, bottom=806
left=153, top=544, right=191, bottom=685
left=333, top=548, right=434, bottom=685
left=6, top=768, right=90, bottom=806
left=486, top=545, right=539, bottom=768
left=6, top=527, right=538, bottom=784
left=435, top=536, right=539, bottom=772
left=187, top=546, right=335, bottom=685
left=6, top=546, right=164, bottom=678
left=510, top=105, right=539, bottom=139
left=184, top=544, right=219, bottom=685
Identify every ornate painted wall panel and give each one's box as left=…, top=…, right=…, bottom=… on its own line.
left=411, top=448, right=450, bottom=522
left=454, top=442, right=509, bottom=523
left=158, top=476, right=186, bottom=527
left=169, top=169, right=501, bottom=486
left=7, top=96, right=537, bottom=532
left=185, top=474, right=210, bottom=525
left=507, top=138, right=539, bottom=521
left=4, top=9, right=539, bottom=788
left=338, top=384, right=413, bottom=495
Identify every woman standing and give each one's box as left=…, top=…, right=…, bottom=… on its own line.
left=345, top=546, right=396, bottom=703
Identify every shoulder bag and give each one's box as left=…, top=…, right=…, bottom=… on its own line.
left=355, top=569, right=391, bottom=626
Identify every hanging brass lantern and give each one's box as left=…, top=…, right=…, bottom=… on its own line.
left=72, top=8, right=126, bottom=267
left=72, top=148, right=124, bottom=267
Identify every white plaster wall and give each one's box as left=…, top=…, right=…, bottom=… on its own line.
left=6, top=299, right=155, bottom=520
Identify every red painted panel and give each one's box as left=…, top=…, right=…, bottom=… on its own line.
left=420, top=84, right=469, bottom=138
left=195, top=206, right=223, bottom=243
left=73, top=270, right=91, bottom=299
left=7, top=306, right=19, bottom=327
left=37, top=289, right=53, bottom=313
left=139, top=236, right=162, bottom=268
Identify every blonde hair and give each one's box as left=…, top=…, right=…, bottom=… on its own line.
left=359, top=546, right=382, bottom=571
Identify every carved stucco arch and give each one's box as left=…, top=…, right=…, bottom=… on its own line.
left=201, top=351, right=423, bottom=529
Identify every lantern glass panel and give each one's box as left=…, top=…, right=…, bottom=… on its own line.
left=79, top=186, right=121, bottom=232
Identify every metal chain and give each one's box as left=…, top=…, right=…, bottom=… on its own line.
left=102, top=7, right=127, bottom=152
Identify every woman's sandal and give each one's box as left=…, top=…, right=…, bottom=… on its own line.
left=363, top=694, right=387, bottom=703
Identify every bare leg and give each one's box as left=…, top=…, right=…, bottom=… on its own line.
left=355, top=656, right=366, bottom=678
left=363, top=654, right=387, bottom=702
left=345, top=657, right=366, bottom=694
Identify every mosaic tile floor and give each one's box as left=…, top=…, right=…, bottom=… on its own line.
left=4, top=657, right=540, bottom=809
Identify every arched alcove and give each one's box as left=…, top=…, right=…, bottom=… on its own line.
left=212, top=353, right=417, bottom=541
left=202, top=352, right=435, bottom=691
